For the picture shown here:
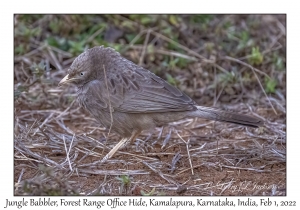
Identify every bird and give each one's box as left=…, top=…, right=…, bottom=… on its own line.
left=59, top=46, right=263, bottom=162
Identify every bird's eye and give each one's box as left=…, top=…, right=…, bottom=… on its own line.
left=80, top=72, right=84, bottom=76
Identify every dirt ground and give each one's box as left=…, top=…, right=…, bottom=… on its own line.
left=14, top=103, right=286, bottom=196
left=14, top=14, right=286, bottom=196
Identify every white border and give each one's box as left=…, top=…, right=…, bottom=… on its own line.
left=3, top=0, right=298, bottom=209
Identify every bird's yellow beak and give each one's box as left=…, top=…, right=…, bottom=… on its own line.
left=58, top=74, right=70, bottom=87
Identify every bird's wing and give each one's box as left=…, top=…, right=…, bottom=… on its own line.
left=83, top=65, right=196, bottom=113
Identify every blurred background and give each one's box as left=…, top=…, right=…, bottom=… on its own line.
left=14, top=14, right=286, bottom=107
left=14, top=15, right=286, bottom=196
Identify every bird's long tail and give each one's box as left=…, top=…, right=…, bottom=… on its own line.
left=194, top=105, right=263, bottom=128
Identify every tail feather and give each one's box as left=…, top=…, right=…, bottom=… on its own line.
left=195, top=106, right=263, bottom=128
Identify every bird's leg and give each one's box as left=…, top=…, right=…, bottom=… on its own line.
left=131, top=131, right=141, bottom=143
left=100, top=131, right=140, bottom=163
left=117, top=131, right=140, bottom=153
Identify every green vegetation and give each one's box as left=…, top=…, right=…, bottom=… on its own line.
left=116, top=175, right=131, bottom=195
left=249, top=47, right=264, bottom=65
left=14, top=15, right=285, bottom=98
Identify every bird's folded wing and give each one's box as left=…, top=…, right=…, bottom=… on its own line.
left=83, top=68, right=196, bottom=113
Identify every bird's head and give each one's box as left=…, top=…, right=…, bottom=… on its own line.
left=59, top=49, right=94, bottom=87
left=59, top=46, right=114, bottom=87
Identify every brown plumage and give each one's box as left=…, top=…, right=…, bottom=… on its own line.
left=59, top=46, right=263, bottom=162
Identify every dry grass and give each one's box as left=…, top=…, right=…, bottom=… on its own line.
left=14, top=14, right=286, bottom=196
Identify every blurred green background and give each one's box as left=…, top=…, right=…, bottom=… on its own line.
left=14, top=14, right=286, bottom=109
